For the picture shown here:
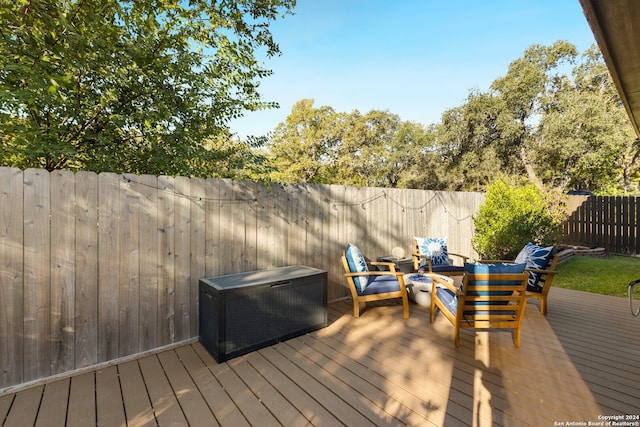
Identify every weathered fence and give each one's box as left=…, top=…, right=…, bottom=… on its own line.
left=563, top=195, right=640, bottom=254
left=0, top=167, right=484, bottom=389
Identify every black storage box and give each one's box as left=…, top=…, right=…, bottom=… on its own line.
left=199, top=265, right=328, bottom=362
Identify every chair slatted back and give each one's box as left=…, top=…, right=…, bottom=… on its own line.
left=458, top=272, right=529, bottom=328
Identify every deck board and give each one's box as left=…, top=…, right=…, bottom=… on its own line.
left=137, top=355, right=189, bottom=426
left=3, top=385, right=42, bottom=427
left=0, top=394, right=12, bottom=422
left=285, top=337, right=409, bottom=425
left=261, top=344, right=375, bottom=426
left=35, top=378, right=69, bottom=427
left=95, top=365, right=126, bottom=427
left=298, top=332, right=431, bottom=426
left=226, top=355, right=309, bottom=427
left=1, top=287, right=640, bottom=426
left=66, top=371, right=95, bottom=427
left=244, top=350, right=344, bottom=426
left=177, top=344, right=247, bottom=427
left=118, top=360, right=156, bottom=427
left=269, top=341, right=383, bottom=426
left=158, top=349, right=219, bottom=426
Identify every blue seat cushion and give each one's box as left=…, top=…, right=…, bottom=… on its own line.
left=514, top=242, right=554, bottom=293
left=435, top=287, right=458, bottom=315
left=359, top=275, right=401, bottom=296
left=345, top=243, right=369, bottom=292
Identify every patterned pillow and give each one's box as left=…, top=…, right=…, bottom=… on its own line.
left=345, top=243, right=369, bottom=292
left=415, top=237, right=450, bottom=265
left=514, top=243, right=554, bottom=292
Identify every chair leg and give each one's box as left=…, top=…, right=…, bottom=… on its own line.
left=514, top=328, right=521, bottom=348
left=401, top=294, right=409, bottom=319
left=540, top=297, right=547, bottom=315
left=454, top=327, right=461, bottom=348
left=353, top=299, right=361, bottom=317
left=430, top=297, right=437, bottom=323
left=528, top=292, right=547, bottom=315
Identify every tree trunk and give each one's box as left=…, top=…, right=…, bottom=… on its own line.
left=519, top=146, right=544, bottom=191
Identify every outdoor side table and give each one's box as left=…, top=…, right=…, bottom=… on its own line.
left=377, top=256, right=414, bottom=273
left=403, top=273, right=434, bottom=307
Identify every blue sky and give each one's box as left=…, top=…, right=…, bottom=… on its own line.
left=229, top=1, right=598, bottom=139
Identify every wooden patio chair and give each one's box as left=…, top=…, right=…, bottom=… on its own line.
left=479, top=243, right=559, bottom=315
left=342, top=243, right=410, bottom=318
left=412, top=237, right=468, bottom=277
left=430, top=263, right=529, bottom=347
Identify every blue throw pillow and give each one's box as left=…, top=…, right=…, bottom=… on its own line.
left=345, top=243, right=369, bottom=292
left=464, top=262, right=527, bottom=275
left=415, top=237, right=450, bottom=265
left=514, top=243, right=554, bottom=292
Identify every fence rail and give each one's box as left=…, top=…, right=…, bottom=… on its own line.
left=563, top=195, right=640, bottom=254
left=0, top=167, right=483, bottom=389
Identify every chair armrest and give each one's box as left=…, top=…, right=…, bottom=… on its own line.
left=369, top=261, right=397, bottom=272
left=448, top=253, right=469, bottom=263
left=345, top=270, right=403, bottom=278
left=425, top=273, right=458, bottom=293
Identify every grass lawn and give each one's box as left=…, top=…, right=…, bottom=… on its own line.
left=554, top=255, right=640, bottom=298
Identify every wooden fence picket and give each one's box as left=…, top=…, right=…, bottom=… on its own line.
left=23, top=168, right=51, bottom=382
left=0, top=167, right=24, bottom=386
left=50, top=170, right=75, bottom=375
left=138, top=173, right=159, bottom=352
left=97, top=172, right=120, bottom=363
left=74, top=171, right=98, bottom=368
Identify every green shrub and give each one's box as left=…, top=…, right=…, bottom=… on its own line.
left=472, top=179, right=563, bottom=259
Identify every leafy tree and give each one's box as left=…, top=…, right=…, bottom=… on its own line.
left=434, top=90, right=505, bottom=191
left=533, top=46, right=638, bottom=193
left=472, top=179, right=564, bottom=259
left=199, top=134, right=274, bottom=182
left=335, top=109, right=422, bottom=188
left=390, top=121, right=440, bottom=189
left=490, top=41, right=578, bottom=184
left=267, top=99, right=346, bottom=184
left=434, top=41, right=639, bottom=194
left=0, top=0, right=295, bottom=176
left=268, top=99, right=432, bottom=187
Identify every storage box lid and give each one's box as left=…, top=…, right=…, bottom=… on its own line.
left=200, top=265, right=326, bottom=291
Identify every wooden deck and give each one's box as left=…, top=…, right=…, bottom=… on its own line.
left=1, top=287, right=639, bottom=426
